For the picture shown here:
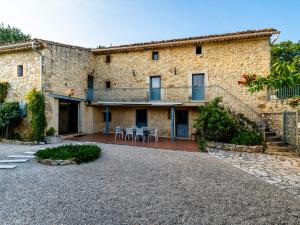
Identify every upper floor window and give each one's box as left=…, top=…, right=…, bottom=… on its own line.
left=17, top=65, right=23, bottom=77
left=105, top=55, right=111, bottom=63
left=196, top=46, right=202, bottom=55
left=152, top=51, right=159, bottom=60
left=105, top=81, right=111, bottom=89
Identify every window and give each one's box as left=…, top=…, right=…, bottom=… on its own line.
left=152, top=51, right=159, bottom=60
left=196, top=46, right=202, bottom=55
left=105, top=81, right=111, bottom=89
left=102, top=112, right=112, bottom=122
left=105, top=55, right=111, bottom=63
left=17, top=65, right=23, bottom=77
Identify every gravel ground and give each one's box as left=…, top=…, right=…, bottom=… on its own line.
left=0, top=142, right=300, bottom=225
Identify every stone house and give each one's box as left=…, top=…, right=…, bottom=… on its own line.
left=2, top=28, right=296, bottom=143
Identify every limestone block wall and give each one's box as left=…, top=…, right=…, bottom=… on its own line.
left=93, top=38, right=271, bottom=112
left=0, top=50, right=41, bottom=102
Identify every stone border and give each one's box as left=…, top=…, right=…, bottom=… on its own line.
left=206, top=142, right=264, bottom=153
left=37, top=158, right=77, bottom=166
left=0, top=139, right=37, bottom=145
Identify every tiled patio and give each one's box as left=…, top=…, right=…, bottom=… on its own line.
left=67, top=133, right=198, bottom=152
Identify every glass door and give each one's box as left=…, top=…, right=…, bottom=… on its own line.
left=150, top=76, right=161, bottom=101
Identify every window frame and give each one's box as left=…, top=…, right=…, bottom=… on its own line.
left=17, top=65, right=24, bottom=77
left=195, top=45, right=202, bottom=55
left=152, top=51, right=159, bottom=60
left=105, top=55, right=111, bottom=63
left=105, top=81, right=111, bottom=89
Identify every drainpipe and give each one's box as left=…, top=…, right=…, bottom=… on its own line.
left=31, top=41, right=43, bottom=93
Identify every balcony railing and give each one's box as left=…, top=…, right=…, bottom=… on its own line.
left=86, top=86, right=205, bottom=103
left=269, top=84, right=300, bottom=100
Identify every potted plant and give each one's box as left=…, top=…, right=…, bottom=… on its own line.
left=45, top=127, right=62, bottom=144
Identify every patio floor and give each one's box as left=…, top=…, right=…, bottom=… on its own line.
left=67, top=133, right=198, bottom=152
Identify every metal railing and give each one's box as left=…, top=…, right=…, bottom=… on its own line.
left=269, top=84, right=300, bottom=100
left=85, top=85, right=265, bottom=130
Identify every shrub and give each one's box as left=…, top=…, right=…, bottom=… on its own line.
left=0, top=101, right=21, bottom=137
left=194, top=97, right=237, bottom=142
left=0, top=81, right=9, bottom=104
left=197, top=136, right=207, bottom=152
left=35, top=144, right=102, bottom=164
left=26, top=89, right=46, bottom=141
left=45, top=127, right=56, bottom=136
left=230, top=130, right=263, bottom=146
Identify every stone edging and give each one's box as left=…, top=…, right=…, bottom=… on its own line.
left=37, top=158, right=77, bottom=166
left=206, top=142, right=264, bottom=153
left=0, top=139, right=37, bottom=145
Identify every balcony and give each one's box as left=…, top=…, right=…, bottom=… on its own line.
left=86, top=86, right=206, bottom=103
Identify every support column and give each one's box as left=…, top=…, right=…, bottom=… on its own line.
left=105, top=105, right=109, bottom=136
left=171, top=105, right=175, bottom=142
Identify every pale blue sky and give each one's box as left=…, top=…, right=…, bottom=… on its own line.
left=1, top=0, right=299, bottom=47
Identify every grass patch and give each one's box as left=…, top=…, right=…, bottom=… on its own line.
left=35, top=144, right=101, bottom=164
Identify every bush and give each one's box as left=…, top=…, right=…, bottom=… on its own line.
left=26, top=89, right=46, bottom=141
left=194, top=97, right=237, bottom=142
left=0, top=81, right=9, bottom=104
left=0, top=101, right=21, bottom=137
left=45, top=127, right=56, bottom=136
left=230, top=130, right=263, bottom=146
left=197, top=136, right=207, bottom=152
left=35, top=144, right=102, bottom=164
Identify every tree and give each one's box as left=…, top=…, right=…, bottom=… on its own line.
left=0, top=23, right=31, bottom=45
left=239, top=41, right=300, bottom=106
left=0, top=102, right=21, bottom=137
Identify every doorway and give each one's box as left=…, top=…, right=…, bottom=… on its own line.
left=192, top=74, right=205, bottom=100
left=176, top=110, right=188, bottom=138
left=136, top=109, right=147, bottom=128
left=59, top=99, right=79, bottom=134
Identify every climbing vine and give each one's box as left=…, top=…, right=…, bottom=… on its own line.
left=26, top=89, right=46, bottom=141
left=0, top=81, right=9, bottom=104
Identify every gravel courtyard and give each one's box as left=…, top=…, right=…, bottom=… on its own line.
left=0, top=142, right=300, bottom=225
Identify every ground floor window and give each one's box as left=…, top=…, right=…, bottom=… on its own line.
left=102, top=112, right=112, bottom=122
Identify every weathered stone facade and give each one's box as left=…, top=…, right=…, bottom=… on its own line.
left=1, top=29, right=285, bottom=140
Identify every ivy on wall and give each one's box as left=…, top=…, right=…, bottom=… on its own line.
left=26, top=89, right=46, bottom=141
left=0, top=81, right=9, bottom=104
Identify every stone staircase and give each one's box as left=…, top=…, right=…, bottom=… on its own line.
left=265, top=130, right=299, bottom=157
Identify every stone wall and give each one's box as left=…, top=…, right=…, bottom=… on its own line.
left=94, top=38, right=271, bottom=112
left=206, top=142, right=264, bottom=153
left=261, top=113, right=283, bottom=136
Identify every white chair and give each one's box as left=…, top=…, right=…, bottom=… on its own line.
left=125, top=128, right=134, bottom=142
left=115, top=126, right=123, bottom=142
left=135, top=127, right=144, bottom=143
left=148, top=128, right=158, bottom=143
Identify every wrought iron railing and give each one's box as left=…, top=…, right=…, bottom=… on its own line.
left=269, top=84, right=300, bottom=100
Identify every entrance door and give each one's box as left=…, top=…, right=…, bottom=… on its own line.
left=150, top=76, right=161, bottom=101
left=136, top=109, right=147, bottom=128
left=192, top=74, right=204, bottom=100
left=59, top=99, right=79, bottom=134
left=176, top=110, right=188, bottom=138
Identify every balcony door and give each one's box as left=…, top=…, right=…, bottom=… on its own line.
left=192, top=74, right=204, bottom=100
left=87, top=75, right=94, bottom=101
left=150, top=76, right=161, bottom=101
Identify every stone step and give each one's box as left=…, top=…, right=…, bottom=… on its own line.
left=265, top=131, right=277, bottom=137
left=266, top=141, right=288, bottom=147
left=7, top=155, right=35, bottom=158
left=0, top=159, right=29, bottom=163
left=265, top=150, right=299, bottom=157
left=0, top=164, right=18, bottom=169
left=267, top=146, right=295, bottom=152
left=265, top=135, right=282, bottom=142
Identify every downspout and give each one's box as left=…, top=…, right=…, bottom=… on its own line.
left=31, top=41, right=43, bottom=93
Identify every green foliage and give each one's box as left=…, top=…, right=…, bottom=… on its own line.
left=194, top=97, right=237, bottom=143
left=230, top=129, right=263, bottom=146
left=241, top=41, right=300, bottom=95
left=35, top=144, right=102, bottom=164
left=197, top=136, right=207, bottom=152
left=0, top=81, right=9, bottom=104
left=45, top=127, right=56, bottom=136
left=26, top=89, right=46, bottom=141
left=0, top=23, right=31, bottom=45
left=0, top=102, right=21, bottom=137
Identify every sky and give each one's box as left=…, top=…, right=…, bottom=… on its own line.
left=0, top=0, right=299, bottom=48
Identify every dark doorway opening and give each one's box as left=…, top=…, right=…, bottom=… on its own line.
left=59, top=99, right=79, bottom=134
left=136, top=109, right=147, bottom=128
left=176, top=110, right=188, bottom=138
